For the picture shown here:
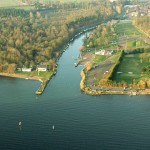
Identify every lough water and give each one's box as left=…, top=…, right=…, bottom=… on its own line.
left=0, top=33, right=150, bottom=150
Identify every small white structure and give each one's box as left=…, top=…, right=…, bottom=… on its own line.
left=37, top=65, right=47, bottom=72
left=22, top=68, right=32, bottom=72
left=131, top=12, right=138, bottom=17
left=95, top=50, right=112, bottom=56
left=19, top=121, right=22, bottom=126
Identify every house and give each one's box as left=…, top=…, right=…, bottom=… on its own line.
left=37, top=64, right=47, bottom=72
left=22, top=68, right=32, bottom=72
left=125, top=3, right=150, bottom=17
left=95, top=50, right=112, bottom=56
left=131, top=12, right=139, bottom=17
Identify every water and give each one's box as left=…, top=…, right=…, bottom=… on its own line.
left=0, top=34, right=150, bottom=150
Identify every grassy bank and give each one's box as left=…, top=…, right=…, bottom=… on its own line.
left=16, top=71, right=53, bottom=81
left=0, top=70, right=54, bottom=95
left=16, top=70, right=54, bottom=95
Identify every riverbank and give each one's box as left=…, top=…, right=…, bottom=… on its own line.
left=0, top=23, right=100, bottom=95
left=35, top=24, right=100, bottom=95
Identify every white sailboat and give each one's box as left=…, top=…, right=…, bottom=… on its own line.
left=19, top=121, right=22, bottom=126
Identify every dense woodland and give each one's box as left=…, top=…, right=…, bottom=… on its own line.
left=0, top=0, right=123, bottom=73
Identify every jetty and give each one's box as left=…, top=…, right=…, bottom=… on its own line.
left=35, top=75, right=53, bottom=95
left=36, top=79, right=50, bottom=95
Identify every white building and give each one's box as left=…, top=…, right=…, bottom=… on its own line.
left=95, top=50, right=112, bottom=56
left=37, top=65, right=47, bottom=72
left=22, top=68, right=32, bottom=72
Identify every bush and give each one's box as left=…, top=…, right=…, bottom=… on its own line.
left=85, top=62, right=93, bottom=71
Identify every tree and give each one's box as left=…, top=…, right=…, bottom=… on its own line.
left=85, top=61, right=93, bottom=71
left=8, top=39, right=15, bottom=47
left=147, top=79, right=150, bottom=88
left=138, top=80, right=146, bottom=89
left=79, top=45, right=85, bottom=52
left=49, top=59, right=56, bottom=71
left=89, top=41, right=93, bottom=48
left=29, top=11, right=33, bottom=20
left=16, top=39, right=22, bottom=47
left=116, top=5, right=122, bottom=14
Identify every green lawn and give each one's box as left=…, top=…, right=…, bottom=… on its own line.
left=0, top=0, right=18, bottom=7
left=94, top=55, right=109, bottom=63
left=115, top=20, right=142, bottom=36
left=127, top=40, right=148, bottom=48
left=16, top=70, right=53, bottom=81
left=112, top=53, right=150, bottom=83
left=37, top=71, right=53, bottom=80
left=12, top=5, right=35, bottom=10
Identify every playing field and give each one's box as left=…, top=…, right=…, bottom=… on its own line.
left=115, top=20, right=142, bottom=36
left=112, top=53, right=150, bottom=83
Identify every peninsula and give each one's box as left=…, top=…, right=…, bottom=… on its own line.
left=79, top=17, right=150, bottom=95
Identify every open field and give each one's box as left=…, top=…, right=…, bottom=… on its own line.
left=115, top=20, right=150, bottom=49
left=0, top=0, right=18, bottom=7
left=127, top=40, right=149, bottom=48
left=0, top=0, right=35, bottom=9
left=93, top=55, right=109, bottom=63
left=84, top=20, right=149, bottom=52
left=115, top=20, right=142, bottom=36
left=11, top=5, right=35, bottom=10
left=0, top=0, right=93, bottom=8
left=16, top=71, right=53, bottom=81
left=112, top=53, right=150, bottom=83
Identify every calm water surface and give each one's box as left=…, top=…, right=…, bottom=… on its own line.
left=0, top=34, right=150, bottom=150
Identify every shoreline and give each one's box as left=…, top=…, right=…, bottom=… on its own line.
left=0, top=23, right=99, bottom=95
left=80, top=70, right=150, bottom=96
left=0, top=72, right=41, bottom=82
left=79, top=63, right=150, bottom=96
left=0, top=72, right=54, bottom=95
left=79, top=55, right=150, bottom=96
left=0, top=72, right=50, bottom=95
